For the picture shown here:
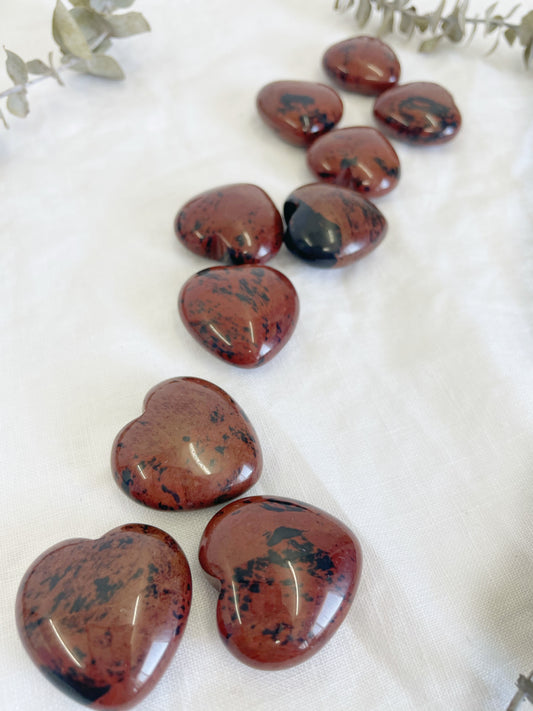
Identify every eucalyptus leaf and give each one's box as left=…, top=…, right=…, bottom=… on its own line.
left=518, top=10, right=533, bottom=47
left=525, top=38, right=533, bottom=66
left=485, top=34, right=500, bottom=54
left=5, top=49, right=28, bottom=85
left=504, top=27, right=517, bottom=45
left=429, top=0, right=445, bottom=32
left=69, top=0, right=91, bottom=6
left=89, top=0, right=135, bottom=11
left=74, top=54, right=125, bottom=79
left=418, top=34, right=444, bottom=52
left=355, top=0, right=372, bottom=26
left=106, top=12, right=150, bottom=38
left=399, top=10, right=416, bottom=36
left=465, top=16, right=479, bottom=44
left=484, top=2, right=497, bottom=20
left=486, top=15, right=503, bottom=33
left=94, top=38, right=113, bottom=54
left=48, top=51, right=65, bottom=86
left=52, top=0, right=93, bottom=59
left=0, top=108, right=8, bottom=129
left=504, top=3, right=520, bottom=20
left=415, top=15, right=430, bottom=31
left=26, top=59, right=51, bottom=75
left=70, top=7, right=112, bottom=45
left=378, top=6, right=394, bottom=35
left=7, top=90, right=29, bottom=117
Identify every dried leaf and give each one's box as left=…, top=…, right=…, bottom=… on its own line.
left=504, top=3, right=520, bottom=20
left=378, top=6, right=394, bottom=35
left=415, top=14, right=430, bottom=31
left=518, top=10, right=533, bottom=47
left=399, top=10, right=416, bottom=36
left=106, top=12, right=150, bottom=38
left=486, top=14, right=503, bottom=33
left=89, top=0, right=135, bottom=11
left=485, top=34, right=500, bottom=54
left=504, top=27, right=517, bottom=45
left=0, top=108, right=9, bottom=129
left=464, top=17, right=479, bottom=45
left=7, top=90, right=29, bottom=117
left=70, top=7, right=112, bottom=44
left=94, top=38, right=113, bottom=54
left=53, top=0, right=93, bottom=59
left=355, top=0, right=372, bottom=26
left=26, top=59, right=51, bottom=75
left=418, top=34, right=444, bottom=52
left=525, top=38, right=533, bottom=66
left=442, top=15, right=464, bottom=41
left=457, top=0, right=469, bottom=32
left=48, top=51, right=65, bottom=86
left=74, top=54, right=125, bottom=79
left=69, top=0, right=91, bottom=6
left=484, top=2, right=498, bottom=20
left=5, top=49, right=28, bottom=85
left=429, top=0, right=445, bottom=32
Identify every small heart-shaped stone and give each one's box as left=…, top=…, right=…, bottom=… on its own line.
left=256, top=80, right=343, bottom=146
left=178, top=265, right=299, bottom=368
left=174, top=184, right=283, bottom=265
left=284, top=183, right=387, bottom=268
left=307, top=126, right=400, bottom=197
left=16, top=524, right=192, bottom=710
left=199, top=496, right=362, bottom=670
left=373, top=81, right=462, bottom=145
left=112, top=377, right=262, bottom=510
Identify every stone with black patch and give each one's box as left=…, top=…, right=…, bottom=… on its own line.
left=16, top=524, right=192, bottom=709
left=199, top=496, right=362, bottom=670
left=283, top=183, right=387, bottom=268
left=111, top=377, right=262, bottom=510
left=256, top=80, right=343, bottom=147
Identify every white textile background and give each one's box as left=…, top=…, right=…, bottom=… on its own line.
left=1, top=1, right=532, bottom=709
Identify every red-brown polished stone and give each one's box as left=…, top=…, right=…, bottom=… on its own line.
left=322, top=36, right=401, bottom=96
left=111, top=377, right=262, bottom=510
left=174, top=184, right=283, bottom=265
left=178, top=265, right=299, bottom=368
left=307, top=126, right=400, bottom=197
left=256, top=80, right=343, bottom=147
left=284, top=183, right=387, bottom=268
left=373, top=81, right=462, bottom=145
left=199, top=496, right=362, bottom=670
left=16, top=524, right=192, bottom=710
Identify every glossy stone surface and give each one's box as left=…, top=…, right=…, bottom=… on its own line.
left=174, top=184, right=283, bottom=265
left=256, top=80, right=343, bottom=147
left=373, top=82, right=462, bottom=145
left=322, top=36, right=400, bottom=96
left=112, top=377, right=262, bottom=510
left=284, top=183, right=387, bottom=268
left=307, top=126, right=400, bottom=197
left=16, top=525, right=192, bottom=710
left=179, top=265, right=299, bottom=368
left=199, top=496, right=362, bottom=670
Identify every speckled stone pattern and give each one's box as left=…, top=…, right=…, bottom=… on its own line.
left=199, top=496, right=362, bottom=670
left=112, top=377, right=262, bottom=510
left=373, top=81, right=462, bottom=145
left=174, top=184, right=283, bottom=265
left=256, top=80, right=343, bottom=147
left=16, top=524, right=192, bottom=710
left=284, top=183, right=387, bottom=268
left=322, top=35, right=401, bottom=96
left=178, top=265, right=299, bottom=368
left=307, top=126, right=400, bottom=197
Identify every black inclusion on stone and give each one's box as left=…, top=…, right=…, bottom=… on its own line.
left=284, top=199, right=341, bottom=267
left=44, top=667, right=111, bottom=704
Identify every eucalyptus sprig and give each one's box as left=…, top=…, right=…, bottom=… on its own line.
left=0, top=0, right=150, bottom=128
left=334, top=0, right=533, bottom=66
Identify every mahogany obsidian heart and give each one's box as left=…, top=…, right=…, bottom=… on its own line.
left=307, top=126, right=400, bottom=197
left=373, top=82, right=462, bottom=145
left=178, top=265, right=299, bottom=368
left=256, top=80, right=343, bottom=146
left=322, top=35, right=401, bottom=96
left=199, top=496, right=362, bottom=670
left=16, top=524, right=192, bottom=710
left=284, top=183, right=387, bottom=268
left=174, top=184, right=283, bottom=265
left=111, top=377, right=262, bottom=510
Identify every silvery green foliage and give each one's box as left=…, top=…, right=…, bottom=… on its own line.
left=335, top=0, right=533, bottom=66
left=0, top=0, right=150, bottom=128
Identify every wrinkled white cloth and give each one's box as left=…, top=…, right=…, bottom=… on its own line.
left=1, top=1, right=532, bottom=709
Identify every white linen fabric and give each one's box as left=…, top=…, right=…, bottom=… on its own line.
left=1, top=1, right=532, bottom=709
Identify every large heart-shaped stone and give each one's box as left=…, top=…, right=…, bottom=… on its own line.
left=16, top=524, right=192, bottom=710
left=112, top=377, right=262, bottom=510
left=199, top=496, right=362, bottom=670
left=178, top=265, right=299, bottom=368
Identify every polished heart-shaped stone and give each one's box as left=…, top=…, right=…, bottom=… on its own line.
left=112, top=377, right=262, bottom=510
left=256, top=80, right=343, bottom=146
left=16, top=524, right=192, bottom=710
left=178, top=265, right=299, bottom=368
left=322, top=35, right=401, bottom=96
left=284, top=183, right=387, bottom=268
left=174, top=184, right=283, bottom=265
left=307, top=126, right=400, bottom=197
left=199, top=496, right=362, bottom=670
left=373, top=81, right=462, bottom=145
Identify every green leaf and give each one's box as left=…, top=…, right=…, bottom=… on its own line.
left=5, top=49, right=28, bottom=85
left=52, top=0, right=93, bottom=59
left=7, top=90, right=29, bottom=117
left=518, top=11, right=533, bottom=47
left=74, top=54, right=125, bottom=79
left=504, top=27, right=517, bottom=46
left=94, top=37, right=113, bottom=54
left=48, top=51, right=65, bottom=86
left=106, top=12, right=151, bottom=38
left=418, top=34, right=444, bottom=52
left=70, top=7, right=112, bottom=45
left=26, top=59, right=51, bottom=75
left=355, top=0, right=372, bottom=26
